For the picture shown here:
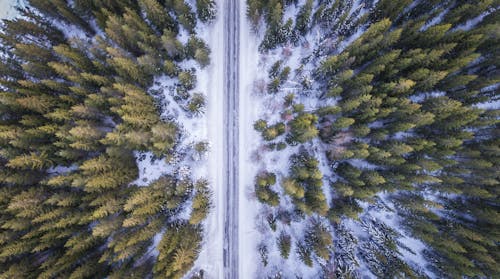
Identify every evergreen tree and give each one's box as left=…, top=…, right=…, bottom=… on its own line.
left=277, top=232, right=291, bottom=259
left=0, top=0, right=213, bottom=277
left=196, top=0, right=217, bottom=23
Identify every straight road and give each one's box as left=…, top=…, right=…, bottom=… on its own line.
left=223, top=0, right=240, bottom=278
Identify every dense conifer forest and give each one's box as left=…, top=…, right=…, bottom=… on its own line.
left=0, top=0, right=498, bottom=278
left=247, top=0, right=499, bottom=277
left=0, top=0, right=215, bottom=278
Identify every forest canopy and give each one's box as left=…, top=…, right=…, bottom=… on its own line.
left=248, top=0, right=499, bottom=277
left=0, top=0, right=215, bottom=278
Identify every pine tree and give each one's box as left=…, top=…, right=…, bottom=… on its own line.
left=196, top=0, right=216, bottom=23
left=189, top=179, right=212, bottom=225
left=154, top=223, right=202, bottom=279
left=277, top=232, right=291, bottom=259
left=139, top=0, right=177, bottom=33
left=295, top=0, right=313, bottom=36
left=287, top=113, right=319, bottom=144
left=255, top=172, right=280, bottom=207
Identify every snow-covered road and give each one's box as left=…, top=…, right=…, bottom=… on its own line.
left=223, top=0, right=240, bottom=278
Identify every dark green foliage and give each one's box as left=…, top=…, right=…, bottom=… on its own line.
left=189, top=179, right=212, bottom=225
left=154, top=223, right=202, bottom=279
left=358, top=218, right=420, bottom=278
left=287, top=150, right=328, bottom=216
left=254, top=119, right=268, bottom=131
left=139, top=0, right=178, bottom=33
left=305, top=221, right=332, bottom=261
left=186, top=36, right=211, bottom=67
left=30, top=0, right=94, bottom=33
left=255, top=171, right=280, bottom=206
left=196, top=0, right=217, bottom=23
left=295, top=0, right=313, bottom=36
left=165, top=0, right=197, bottom=33
left=252, top=0, right=500, bottom=275
left=296, top=241, right=313, bottom=267
left=370, top=0, right=413, bottom=22
left=287, top=113, right=318, bottom=144
left=0, top=0, right=212, bottom=278
left=277, top=232, right=291, bottom=259
left=178, top=70, right=197, bottom=90
left=187, top=93, right=206, bottom=115
left=262, top=122, right=286, bottom=141
left=248, top=0, right=287, bottom=50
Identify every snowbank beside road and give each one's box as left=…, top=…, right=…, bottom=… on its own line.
left=192, top=0, right=225, bottom=277
left=239, top=2, right=263, bottom=278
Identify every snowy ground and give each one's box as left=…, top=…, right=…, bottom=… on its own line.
left=235, top=0, right=435, bottom=278
left=238, top=1, right=329, bottom=277
left=237, top=0, right=333, bottom=276
left=0, top=0, right=22, bottom=19
left=191, top=0, right=225, bottom=278
left=3, top=0, right=473, bottom=278
left=238, top=1, right=262, bottom=277
left=130, top=2, right=225, bottom=278
left=0, top=0, right=223, bottom=277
